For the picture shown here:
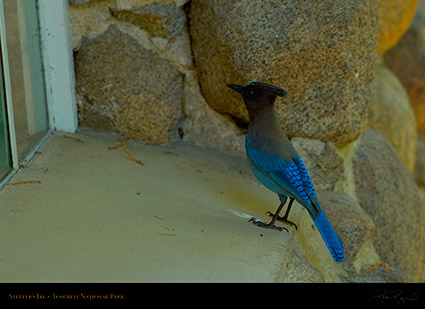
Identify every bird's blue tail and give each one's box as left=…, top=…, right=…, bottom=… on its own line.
left=313, top=212, right=344, bottom=262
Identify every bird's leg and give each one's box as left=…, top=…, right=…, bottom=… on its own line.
left=266, top=198, right=298, bottom=230
left=249, top=202, right=289, bottom=232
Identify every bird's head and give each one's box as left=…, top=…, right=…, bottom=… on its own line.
left=227, top=81, right=287, bottom=112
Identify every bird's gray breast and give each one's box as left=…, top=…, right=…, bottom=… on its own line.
left=248, top=122, right=297, bottom=162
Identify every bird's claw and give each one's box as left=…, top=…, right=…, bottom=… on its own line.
left=265, top=211, right=298, bottom=230
left=249, top=217, right=289, bottom=233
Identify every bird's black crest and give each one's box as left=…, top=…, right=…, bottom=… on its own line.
left=227, top=81, right=287, bottom=98
left=244, top=81, right=287, bottom=97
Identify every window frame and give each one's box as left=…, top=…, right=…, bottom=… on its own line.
left=0, top=0, right=77, bottom=188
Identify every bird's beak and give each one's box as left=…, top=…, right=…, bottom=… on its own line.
left=227, top=84, right=242, bottom=93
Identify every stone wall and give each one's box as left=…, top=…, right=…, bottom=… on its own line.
left=69, top=0, right=425, bottom=282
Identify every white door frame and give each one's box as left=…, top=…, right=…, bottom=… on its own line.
left=0, top=0, right=77, bottom=186
left=38, top=0, right=78, bottom=133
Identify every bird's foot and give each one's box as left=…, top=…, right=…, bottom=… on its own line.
left=266, top=211, right=298, bottom=230
left=249, top=217, right=289, bottom=233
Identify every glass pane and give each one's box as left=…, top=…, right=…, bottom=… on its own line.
left=3, top=0, right=48, bottom=161
left=0, top=56, right=11, bottom=180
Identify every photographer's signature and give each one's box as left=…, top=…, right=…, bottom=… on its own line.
left=370, top=289, right=420, bottom=305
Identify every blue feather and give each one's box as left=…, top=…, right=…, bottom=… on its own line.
left=293, top=157, right=318, bottom=201
left=314, top=212, right=344, bottom=262
left=246, top=141, right=313, bottom=209
left=246, top=136, right=344, bottom=262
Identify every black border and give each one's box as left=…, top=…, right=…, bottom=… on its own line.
left=1, top=283, right=425, bottom=306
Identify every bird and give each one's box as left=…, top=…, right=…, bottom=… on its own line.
left=227, top=81, right=344, bottom=263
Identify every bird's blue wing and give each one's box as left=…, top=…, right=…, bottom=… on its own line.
left=292, top=156, right=319, bottom=202
left=246, top=145, right=313, bottom=208
left=246, top=142, right=344, bottom=262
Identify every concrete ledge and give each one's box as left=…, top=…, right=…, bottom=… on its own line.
left=0, top=128, right=293, bottom=282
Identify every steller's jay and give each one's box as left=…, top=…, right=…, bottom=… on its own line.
left=227, top=81, right=344, bottom=262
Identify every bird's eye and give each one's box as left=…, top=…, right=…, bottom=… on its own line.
left=250, top=90, right=254, bottom=95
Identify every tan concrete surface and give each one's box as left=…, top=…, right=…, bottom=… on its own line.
left=0, top=128, right=293, bottom=282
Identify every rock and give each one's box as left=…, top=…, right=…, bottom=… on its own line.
left=378, top=0, right=419, bottom=54
left=109, top=2, right=194, bottom=70
left=317, top=191, right=375, bottom=264
left=350, top=265, right=405, bottom=282
left=368, top=64, right=417, bottom=172
left=353, top=128, right=425, bottom=282
left=291, top=138, right=345, bottom=191
left=69, top=1, right=112, bottom=50
left=110, top=3, right=186, bottom=40
left=286, top=190, right=376, bottom=282
left=190, top=0, right=378, bottom=146
left=69, top=0, right=101, bottom=5
left=415, top=134, right=425, bottom=186
left=180, top=82, right=245, bottom=157
left=74, top=25, right=184, bottom=143
left=69, top=1, right=193, bottom=70
left=69, top=0, right=187, bottom=7
left=275, top=233, right=325, bottom=282
left=385, top=0, right=425, bottom=135
left=112, top=0, right=189, bottom=9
